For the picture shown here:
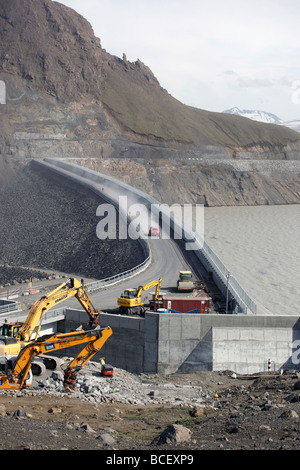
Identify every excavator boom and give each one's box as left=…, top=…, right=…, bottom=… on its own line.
left=15, top=278, right=100, bottom=343
left=0, top=327, right=112, bottom=390
left=63, top=330, right=113, bottom=380
left=137, top=278, right=162, bottom=298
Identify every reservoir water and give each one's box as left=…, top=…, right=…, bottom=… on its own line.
left=204, top=205, right=300, bottom=315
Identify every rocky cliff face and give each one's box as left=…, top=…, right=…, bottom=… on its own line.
left=73, top=157, right=300, bottom=207
left=0, top=0, right=300, bottom=206
left=0, top=0, right=104, bottom=101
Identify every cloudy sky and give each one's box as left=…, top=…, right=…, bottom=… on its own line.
left=60, top=0, right=300, bottom=121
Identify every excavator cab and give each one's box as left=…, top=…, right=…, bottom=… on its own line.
left=121, top=288, right=139, bottom=299
left=0, top=322, right=23, bottom=339
left=0, top=277, right=101, bottom=358
left=0, top=326, right=113, bottom=390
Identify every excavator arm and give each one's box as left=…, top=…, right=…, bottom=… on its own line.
left=63, top=329, right=113, bottom=386
left=137, top=277, right=162, bottom=300
left=0, top=327, right=112, bottom=390
left=16, top=278, right=100, bottom=343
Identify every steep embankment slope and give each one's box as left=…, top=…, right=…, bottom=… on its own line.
left=0, top=160, right=145, bottom=278
left=101, top=57, right=300, bottom=149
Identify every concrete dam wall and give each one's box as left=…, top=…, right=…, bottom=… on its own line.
left=62, top=308, right=300, bottom=375
left=38, top=158, right=256, bottom=315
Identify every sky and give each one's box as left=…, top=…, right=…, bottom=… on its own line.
left=59, top=0, right=300, bottom=121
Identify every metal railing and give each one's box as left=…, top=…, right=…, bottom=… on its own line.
left=197, top=239, right=256, bottom=314
left=86, top=251, right=151, bottom=292
left=156, top=205, right=257, bottom=314
left=0, top=301, right=21, bottom=316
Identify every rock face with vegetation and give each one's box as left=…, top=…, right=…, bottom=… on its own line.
left=1, top=0, right=300, bottom=207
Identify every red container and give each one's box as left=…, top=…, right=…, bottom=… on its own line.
left=154, top=296, right=210, bottom=314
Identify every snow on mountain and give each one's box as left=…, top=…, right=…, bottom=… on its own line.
left=223, top=107, right=283, bottom=124
left=223, top=107, right=300, bottom=132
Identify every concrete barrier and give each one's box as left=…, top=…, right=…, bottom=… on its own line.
left=61, top=308, right=300, bottom=374
left=32, top=158, right=300, bottom=375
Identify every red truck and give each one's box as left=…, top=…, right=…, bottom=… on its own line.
left=148, top=226, right=160, bottom=237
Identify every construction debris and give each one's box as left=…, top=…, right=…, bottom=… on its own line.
left=26, top=361, right=208, bottom=407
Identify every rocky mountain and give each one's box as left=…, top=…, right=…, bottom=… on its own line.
left=0, top=0, right=300, bottom=206
left=223, top=107, right=300, bottom=133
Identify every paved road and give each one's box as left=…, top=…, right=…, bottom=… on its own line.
left=0, top=233, right=203, bottom=320
left=90, top=236, right=197, bottom=312
left=0, top=159, right=208, bottom=318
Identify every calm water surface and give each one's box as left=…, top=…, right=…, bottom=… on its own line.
left=204, top=205, right=300, bottom=315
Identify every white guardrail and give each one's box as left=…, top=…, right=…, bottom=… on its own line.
left=86, top=253, right=151, bottom=293
left=0, top=301, right=22, bottom=316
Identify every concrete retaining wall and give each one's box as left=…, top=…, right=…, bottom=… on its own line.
left=63, top=308, right=155, bottom=374
left=62, top=308, right=300, bottom=374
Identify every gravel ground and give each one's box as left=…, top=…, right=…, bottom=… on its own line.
left=0, top=365, right=300, bottom=452
left=1, top=161, right=300, bottom=455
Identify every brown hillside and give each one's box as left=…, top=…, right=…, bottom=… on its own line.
left=0, top=0, right=299, bottom=150
left=0, top=0, right=300, bottom=208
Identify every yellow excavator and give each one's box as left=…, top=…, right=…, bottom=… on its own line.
left=0, top=326, right=112, bottom=390
left=0, top=278, right=101, bottom=357
left=117, top=277, right=162, bottom=315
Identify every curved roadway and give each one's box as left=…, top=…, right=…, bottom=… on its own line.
left=3, top=159, right=208, bottom=317
left=90, top=236, right=199, bottom=312
left=34, top=159, right=205, bottom=313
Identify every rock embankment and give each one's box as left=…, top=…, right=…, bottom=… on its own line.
left=30, top=362, right=208, bottom=407
left=0, top=161, right=145, bottom=281
left=76, top=156, right=300, bottom=206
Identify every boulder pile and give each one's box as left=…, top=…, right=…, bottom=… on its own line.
left=30, top=361, right=209, bottom=407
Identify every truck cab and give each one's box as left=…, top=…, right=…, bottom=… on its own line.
left=148, top=226, right=160, bottom=237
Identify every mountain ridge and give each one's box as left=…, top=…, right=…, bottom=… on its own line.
left=1, top=0, right=300, bottom=153
left=223, top=107, right=300, bottom=133
left=0, top=0, right=300, bottom=207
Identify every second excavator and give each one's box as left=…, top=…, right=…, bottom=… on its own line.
left=117, top=277, right=162, bottom=315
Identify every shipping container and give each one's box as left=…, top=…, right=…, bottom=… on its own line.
left=153, top=296, right=211, bottom=314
